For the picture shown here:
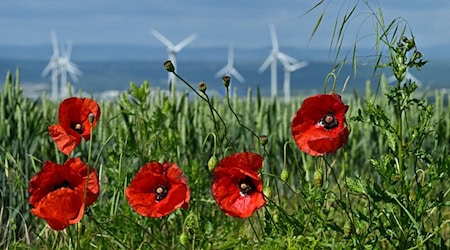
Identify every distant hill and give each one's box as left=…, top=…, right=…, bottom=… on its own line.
left=0, top=44, right=448, bottom=62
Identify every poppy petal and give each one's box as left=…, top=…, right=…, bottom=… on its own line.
left=211, top=152, right=266, bottom=218
left=126, top=161, right=190, bottom=218
left=291, top=94, right=349, bottom=156
left=31, top=188, right=85, bottom=231
left=48, top=124, right=81, bottom=155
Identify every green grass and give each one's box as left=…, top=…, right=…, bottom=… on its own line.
left=0, top=67, right=449, bottom=249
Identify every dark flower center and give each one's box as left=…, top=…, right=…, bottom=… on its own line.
left=70, top=122, right=84, bottom=134
left=53, top=180, right=71, bottom=191
left=238, top=177, right=255, bottom=196
left=319, top=111, right=338, bottom=130
left=155, top=185, right=169, bottom=201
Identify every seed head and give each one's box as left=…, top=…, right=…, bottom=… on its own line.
left=164, top=60, right=175, bottom=72
left=259, top=135, right=268, bottom=146
left=222, top=75, right=231, bottom=88
left=198, top=82, right=207, bottom=92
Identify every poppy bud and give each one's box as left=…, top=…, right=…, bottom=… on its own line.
left=259, top=135, right=268, bottom=146
left=198, top=82, right=207, bottom=92
left=272, top=210, right=279, bottom=223
left=313, top=169, right=323, bottom=187
left=164, top=60, right=175, bottom=72
left=222, top=76, right=231, bottom=88
left=207, top=155, right=217, bottom=172
left=280, top=168, right=288, bottom=182
left=179, top=232, right=188, bottom=246
left=343, top=221, right=351, bottom=238
left=88, top=113, right=95, bottom=124
left=77, top=222, right=85, bottom=234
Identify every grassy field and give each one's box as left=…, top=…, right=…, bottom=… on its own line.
left=0, top=63, right=449, bottom=249
left=2, top=1, right=450, bottom=248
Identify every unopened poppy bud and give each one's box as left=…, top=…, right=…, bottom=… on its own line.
left=179, top=232, right=188, bottom=246
left=280, top=168, right=288, bottom=182
left=88, top=113, right=95, bottom=124
left=198, top=82, right=207, bottom=92
left=272, top=210, right=279, bottom=223
left=207, top=155, right=217, bottom=172
left=222, top=76, right=231, bottom=88
left=409, top=189, right=416, bottom=201
left=164, top=60, right=175, bottom=72
left=313, top=169, right=323, bottom=187
left=343, top=221, right=351, bottom=238
left=259, top=135, right=268, bottom=146
left=263, top=186, right=271, bottom=198
left=77, top=222, right=85, bottom=234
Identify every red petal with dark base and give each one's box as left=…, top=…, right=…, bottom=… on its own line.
left=49, top=97, right=101, bottom=155
left=291, top=94, right=349, bottom=156
left=28, top=158, right=99, bottom=231
left=211, top=152, right=266, bottom=218
left=126, top=162, right=190, bottom=218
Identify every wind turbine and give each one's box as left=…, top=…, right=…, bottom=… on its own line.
left=41, top=30, right=60, bottom=100
left=58, top=40, right=82, bottom=98
left=387, top=68, right=422, bottom=86
left=280, top=60, right=308, bottom=102
left=151, top=29, right=197, bottom=86
left=215, top=45, right=244, bottom=83
left=259, top=24, right=298, bottom=98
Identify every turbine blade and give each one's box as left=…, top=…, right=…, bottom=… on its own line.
left=215, top=65, right=231, bottom=78
left=277, top=52, right=298, bottom=64
left=151, top=29, right=174, bottom=48
left=173, top=33, right=197, bottom=52
left=41, top=62, right=54, bottom=77
left=65, top=40, right=73, bottom=60
left=228, top=45, right=234, bottom=66
left=229, top=68, right=244, bottom=82
left=288, top=61, right=309, bottom=72
left=259, top=54, right=274, bottom=73
left=50, top=30, right=60, bottom=56
left=269, top=24, right=279, bottom=51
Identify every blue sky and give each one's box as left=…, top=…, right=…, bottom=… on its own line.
left=1, top=0, right=449, bottom=51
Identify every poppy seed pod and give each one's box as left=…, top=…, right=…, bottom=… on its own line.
left=259, top=135, right=268, bottom=146
left=222, top=76, right=231, bottom=88
left=164, top=60, right=175, bottom=72
left=198, top=82, right=207, bottom=92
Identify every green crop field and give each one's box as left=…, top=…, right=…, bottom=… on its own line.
left=1, top=1, right=450, bottom=249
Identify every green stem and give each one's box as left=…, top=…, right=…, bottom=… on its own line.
left=225, top=86, right=259, bottom=139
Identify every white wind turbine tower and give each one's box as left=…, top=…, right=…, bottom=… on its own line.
left=215, top=45, right=245, bottom=83
left=280, top=60, right=308, bottom=102
left=259, top=24, right=298, bottom=98
left=41, top=30, right=60, bottom=100
left=151, top=29, right=197, bottom=86
left=58, top=40, right=82, bottom=98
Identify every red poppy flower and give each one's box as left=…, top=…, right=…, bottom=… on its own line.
left=211, top=152, right=266, bottom=218
left=125, top=162, right=190, bottom=218
left=291, top=94, right=349, bottom=156
left=28, top=158, right=99, bottom=230
left=49, top=97, right=101, bottom=155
